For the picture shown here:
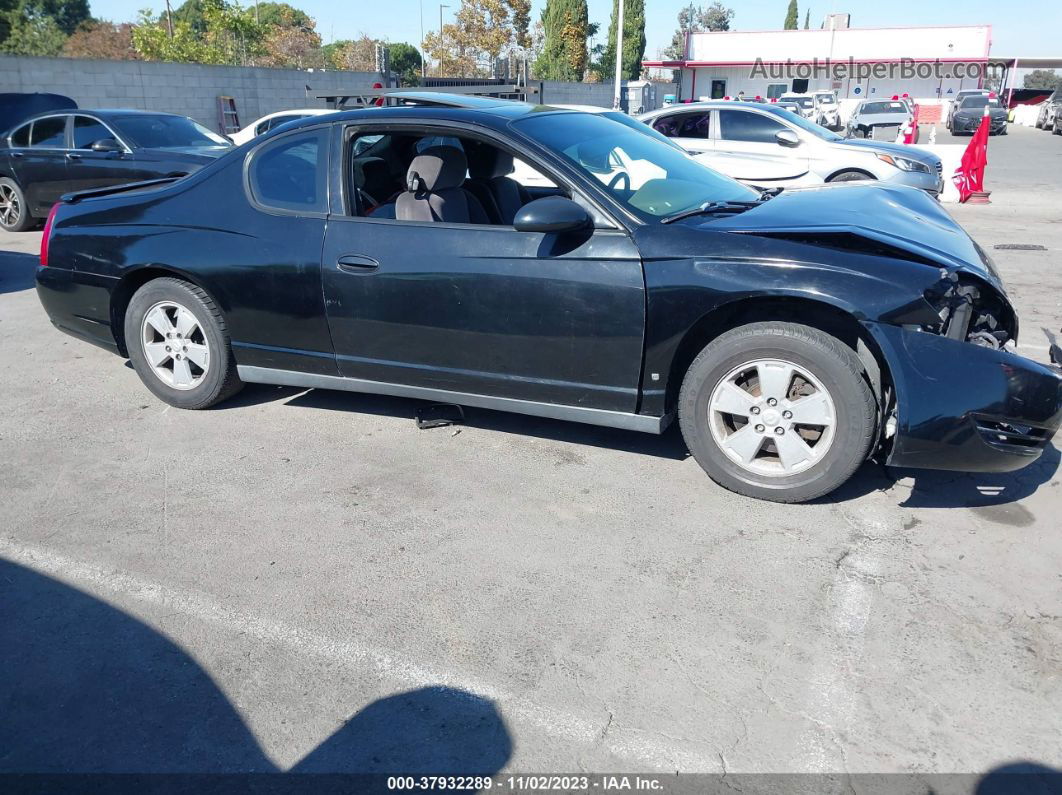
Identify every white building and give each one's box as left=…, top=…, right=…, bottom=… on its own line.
left=643, top=20, right=996, bottom=102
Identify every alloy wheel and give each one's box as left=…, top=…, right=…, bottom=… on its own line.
left=140, top=300, right=210, bottom=390
left=0, top=184, right=21, bottom=228
left=707, top=358, right=836, bottom=477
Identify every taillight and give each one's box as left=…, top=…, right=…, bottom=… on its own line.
left=40, top=202, right=60, bottom=267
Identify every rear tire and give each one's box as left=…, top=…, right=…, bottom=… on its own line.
left=678, top=322, right=877, bottom=503
left=124, top=277, right=243, bottom=409
left=0, top=177, right=34, bottom=232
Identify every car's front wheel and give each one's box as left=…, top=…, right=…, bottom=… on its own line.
left=0, top=177, right=35, bottom=232
left=124, top=277, right=243, bottom=409
left=678, top=322, right=877, bottom=503
left=827, top=170, right=874, bottom=183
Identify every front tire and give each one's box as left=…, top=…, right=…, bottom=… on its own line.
left=0, top=177, right=34, bottom=232
left=124, top=277, right=243, bottom=409
left=678, top=322, right=877, bottom=503
left=827, top=170, right=874, bottom=183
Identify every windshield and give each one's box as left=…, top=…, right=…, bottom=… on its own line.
left=770, top=107, right=844, bottom=141
left=515, top=112, right=759, bottom=221
left=110, top=115, right=232, bottom=150
left=959, top=97, right=1001, bottom=109
left=599, top=111, right=685, bottom=151
left=860, top=101, right=908, bottom=114
left=816, top=94, right=837, bottom=106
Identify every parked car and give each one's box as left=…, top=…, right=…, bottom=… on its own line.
left=778, top=94, right=816, bottom=119
left=811, top=90, right=842, bottom=129
left=847, top=99, right=913, bottom=139
left=945, top=89, right=990, bottom=128
left=638, top=101, right=943, bottom=194
left=774, top=100, right=803, bottom=115
left=948, top=94, right=1008, bottom=135
left=228, top=109, right=334, bottom=146
left=1034, top=89, right=1061, bottom=132
left=0, top=109, right=232, bottom=232
left=37, top=98, right=1061, bottom=502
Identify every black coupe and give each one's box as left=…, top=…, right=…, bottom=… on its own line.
left=1, top=108, right=232, bottom=232
left=36, top=98, right=1062, bottom=502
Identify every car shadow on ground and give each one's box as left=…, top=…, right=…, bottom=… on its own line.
left=0, top=556, right=513, bottom=783
left=0, top=250, right=38, bottom=294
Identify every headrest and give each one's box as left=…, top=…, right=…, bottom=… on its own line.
left=406, top=146, right=467, bottom=192
left=467, top=145, right=514, bottom=180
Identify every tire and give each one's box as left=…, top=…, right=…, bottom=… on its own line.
left=0, top=177, right=35, bottom=232
left=827, top=170, right=874, bottom=183
left=124, top=277, right=243, bottom=409
left=678, top=322, right=877, bottom=503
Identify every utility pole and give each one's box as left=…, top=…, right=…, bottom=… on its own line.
left=164, top=0, right=174, bottom=38
left=419, top=0, right=426, bottom=78
left=439, top=4, right=450, bottom=75
left=612, top=0, right=625, bottom=110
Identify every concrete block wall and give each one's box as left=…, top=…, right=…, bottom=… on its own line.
left=0, top=55, right=381, bottom=130
left=538, top=80, right=678, bottom=113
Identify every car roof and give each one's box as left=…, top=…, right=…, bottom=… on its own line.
left=384, top=91, right=526, bottom=110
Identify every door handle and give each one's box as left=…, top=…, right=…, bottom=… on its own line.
left=336, top=255, right=379, bottom=273
left=12, top=152, right=23, bottom=158
left=66, top=152, right=82, bottom=160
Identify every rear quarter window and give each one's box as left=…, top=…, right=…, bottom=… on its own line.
left=10, top=123, right=30, bottom=147
left=248, top=128, right=328, bottom=214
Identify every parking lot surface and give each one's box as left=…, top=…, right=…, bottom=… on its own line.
left=1, top=125, right=1060, bottom=780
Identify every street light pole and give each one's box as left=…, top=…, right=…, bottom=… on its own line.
left=612, top=0, right=625, bottom=110
left=439, top=4, right=450, bottom=75
left=419, top=0, right=426, bottom=78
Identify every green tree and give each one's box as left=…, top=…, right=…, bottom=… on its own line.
left=663, top=2, right=733, bottom=60
left=387, top=41, right=423, bottom=84
left=599, top=0, right=645, bottom=81
left=1024, top=69, right=1061, bottom=90
left=784, top=0, right=798, bottom=29
left=0, top=1, right=67, bottom=54
left=508, top=0, right=530, bottom=49
left=803, top=8, right=809, bottom=28
left=37, top=0, right=88, bottom=34
left=422, top=0, right=512, bottom=77
left=253, top=1, right=313, bottom=31
left=534, top=0, right=587, bottom=80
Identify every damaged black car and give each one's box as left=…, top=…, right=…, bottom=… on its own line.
left=35, top=99, right=1062, bottom=502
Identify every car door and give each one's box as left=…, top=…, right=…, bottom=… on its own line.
left=648, top=109, right=715, bottom=158
left=9, top=115, right=71, bottom=215
left=64, top=114, right=151, bottom=193
left=319, top=123, right=646, bottom=413
left=711, top=108, right=811, bottom=183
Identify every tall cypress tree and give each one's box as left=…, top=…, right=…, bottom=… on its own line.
left=534, top=0, right=588, bottom=80
left=784, top=0, right=798, bottom=29
left=600, top=0, right=646, bottom=81
left=803, top=9, right=810, bottom=28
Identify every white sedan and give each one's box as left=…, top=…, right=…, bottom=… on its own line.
left=228, top=109, right=334, bottom=146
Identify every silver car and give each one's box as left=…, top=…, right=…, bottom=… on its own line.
left=638, top=101, right=943, bottom=195
left=847, top=99, right=913, bottom=140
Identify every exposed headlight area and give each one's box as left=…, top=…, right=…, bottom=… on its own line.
left=919, top=271, right=1016, bottom=349
left=876, top=153, right=932, bottom=173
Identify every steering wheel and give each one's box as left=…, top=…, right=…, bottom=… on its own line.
left=606, top=171, right=631, bottom=192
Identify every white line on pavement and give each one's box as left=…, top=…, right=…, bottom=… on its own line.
left=0, top=537, right=720, bottom=773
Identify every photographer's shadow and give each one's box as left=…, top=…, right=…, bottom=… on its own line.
left=0, top=557, right=511, bottom=781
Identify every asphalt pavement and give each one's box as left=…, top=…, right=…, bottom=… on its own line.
left=1, top=124, right=1060, bottom=783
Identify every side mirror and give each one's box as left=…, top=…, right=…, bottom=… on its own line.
left=90, top=138, right=122, bottom=153
left=775, top=129, right=801, bottom=147
left=513, top=196, right=591, bottom=234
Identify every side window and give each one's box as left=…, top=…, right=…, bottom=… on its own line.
left=652, top=112, right=710, bottom=139
left=718, top=110, right=788, bottom=143
left=73, top=116, right=112, bottom=149
left=11, top=123, right=31, bottom=147
left=249, top=129, right=327, bottom=213
left=30, top=116, right=67, bottom=148
left=254, top=119, right=271, bottom=136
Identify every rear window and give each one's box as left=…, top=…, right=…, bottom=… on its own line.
left=249, top=129, right=328, bottom=213
left=30, top=116, right=67, bottom=147
left=861, top=102, right=907, bottom=114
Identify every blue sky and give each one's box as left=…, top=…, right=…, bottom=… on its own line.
left=88, top=0, right=1060, bottom=59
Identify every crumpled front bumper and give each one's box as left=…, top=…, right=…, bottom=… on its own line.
left=867, top=323, right=1062, bottom=472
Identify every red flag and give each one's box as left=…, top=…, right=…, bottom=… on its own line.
left=952, top=104, right=990, bottom=202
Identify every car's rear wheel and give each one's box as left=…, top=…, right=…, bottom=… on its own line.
left=0, top=178, right=34, bottom=232
left=827, top=170, right=874, bottom=183
left=678, top=322, right=877, bottom=503
left=124, top=277, right=243, bottom=409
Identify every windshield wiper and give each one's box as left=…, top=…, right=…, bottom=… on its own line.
left=661, top=199, right=765, bottom=224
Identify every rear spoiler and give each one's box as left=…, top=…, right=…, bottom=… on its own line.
left=61, top=175, right=186, bottom=204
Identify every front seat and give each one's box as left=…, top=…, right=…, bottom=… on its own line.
left=395, top=146, right=489, bottom=224
left=465, top=144, right=531, bottom=225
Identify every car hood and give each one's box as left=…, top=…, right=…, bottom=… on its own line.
left=139, top=146, right=233, bottom=162
left=700, top=182, right=1002, bottom=288
left=833, top=138, right=939, bottom=165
